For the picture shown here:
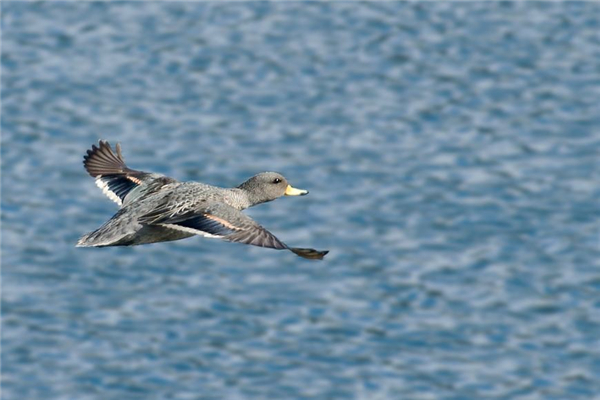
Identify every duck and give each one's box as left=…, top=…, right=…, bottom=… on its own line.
left=76, top=141, right=328, bottom=260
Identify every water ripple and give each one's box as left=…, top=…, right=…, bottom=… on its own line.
left=3, top=2, right=600, bottom=399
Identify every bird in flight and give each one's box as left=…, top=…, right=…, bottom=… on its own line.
left=77, top=141, right=328, bottom=260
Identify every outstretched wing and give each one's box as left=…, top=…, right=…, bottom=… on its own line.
left=83, top=140, right=176, bottom=207
left=139, top=201, right=328, bottom=260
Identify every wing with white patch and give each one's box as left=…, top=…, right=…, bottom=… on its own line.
left=140, top=201, right=287, bottom=248
left=83, top=140, right=176, bottom=207
left=139, top=201, right=328, bottom=259
left=94, top=175, right=143, bottom=206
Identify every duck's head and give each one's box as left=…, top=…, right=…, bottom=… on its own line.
left=238, top=172, right=308, bottom=205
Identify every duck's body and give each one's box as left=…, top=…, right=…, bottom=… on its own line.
left=77, top=141, right=328, bottom=260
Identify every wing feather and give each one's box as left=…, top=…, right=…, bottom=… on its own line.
left=83, top=140, right=175, bottom=206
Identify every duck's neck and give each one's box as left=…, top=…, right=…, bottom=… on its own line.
left=224, top=188, right=254, bottom=210
left=228, top=187, right=274, bottom=210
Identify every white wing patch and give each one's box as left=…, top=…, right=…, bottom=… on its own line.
left=95, top=176, right=122, bottom=206
left=159, top=223, right=221, bottom=239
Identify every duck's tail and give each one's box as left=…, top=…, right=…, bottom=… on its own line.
left=76, top=209, right=135, bottom=247
left=76, top=232, right=101, bottom=247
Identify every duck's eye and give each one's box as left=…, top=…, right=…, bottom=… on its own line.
left=272, top=178, right=282, bottom=184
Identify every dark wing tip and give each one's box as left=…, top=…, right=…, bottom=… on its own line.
left=83, top=140, right=129, bottom=177
left=289, top=248, right=329, bottom=260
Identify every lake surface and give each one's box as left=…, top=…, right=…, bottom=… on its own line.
left=2, top=2, right=600, bottom=399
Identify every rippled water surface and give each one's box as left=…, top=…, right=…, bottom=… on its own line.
left=3, top=2, right=600, bottom=399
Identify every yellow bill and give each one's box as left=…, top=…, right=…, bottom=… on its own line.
left=285, top=184, right=309, bottom=196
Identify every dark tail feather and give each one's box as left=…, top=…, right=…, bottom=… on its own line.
left=289, top=247, right=329, bottom=260
left=83, top=140, right=131, bottom=177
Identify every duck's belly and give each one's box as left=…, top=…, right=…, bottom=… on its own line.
left=116, top=225, right=195, bottom=246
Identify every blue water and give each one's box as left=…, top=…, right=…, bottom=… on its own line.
left=3, top=2, right=600, bottom=399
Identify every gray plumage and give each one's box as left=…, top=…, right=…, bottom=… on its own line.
left=77, top=140, right=328, bottom=260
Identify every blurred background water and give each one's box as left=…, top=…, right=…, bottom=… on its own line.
left=2, top=2, right=600, bottom=399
